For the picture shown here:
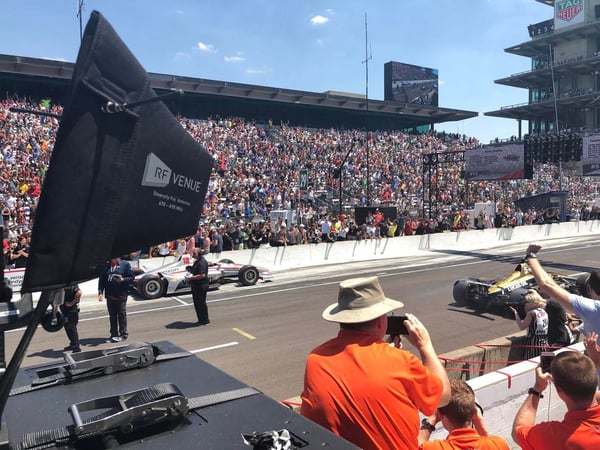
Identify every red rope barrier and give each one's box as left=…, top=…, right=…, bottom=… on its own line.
left=474, top=343, right=566, bottom=350
left=495, top=370, right=512, bottom=389
left=443, top=364, right=514, bottom=388
left=440, top=357, right=526, bottom=365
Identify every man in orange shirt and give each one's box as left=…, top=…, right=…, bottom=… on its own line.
left=418, top=379, right=508, bottom=449
left=301, top=276, right=450, bottom=450
left=512, top=350, right=600, bottom=449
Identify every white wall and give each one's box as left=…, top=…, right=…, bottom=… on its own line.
left=218, top=220, right=600, bottom=273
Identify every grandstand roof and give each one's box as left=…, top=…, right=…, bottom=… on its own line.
left=504, top=21, right=600, bottom=59
left=0, top=53, right=476, bottom=131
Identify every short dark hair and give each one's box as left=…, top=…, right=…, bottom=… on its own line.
left=551, top=351, right=598, bottom=403
left=438, top=379, right=475, bottom=428
left=587, top=271, right=600, bottom=296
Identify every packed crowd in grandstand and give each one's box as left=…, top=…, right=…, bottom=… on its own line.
left=1, top=97, right=600, bottom=257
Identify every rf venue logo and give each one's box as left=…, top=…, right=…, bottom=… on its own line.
left=141, top=152, right=204, bottom=193
left=142, top=153, right=171, bottom=188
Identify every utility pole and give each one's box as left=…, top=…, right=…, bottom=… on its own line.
left=362, top=12, right=372, bottom=206
left=76, top=0, right=85, bottom=42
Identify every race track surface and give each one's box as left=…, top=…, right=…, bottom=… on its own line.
left=4, top=236, right=598, bottom=401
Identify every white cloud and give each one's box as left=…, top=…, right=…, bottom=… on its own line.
left=223, top=53, right=246, bottom=63
left=174, top=51, right=191, bottom=60
left=197, top=42, right=217, bottom=53
left=246, top=67, right=270, bottom=75
left=310, top=15, right=329, bottom=25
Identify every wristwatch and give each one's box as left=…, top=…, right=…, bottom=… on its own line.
left=526, top=252, right=537, bottom=259
left=420, top=418, right=436, bottom=432
left=528, top=387, right=544, bottom=398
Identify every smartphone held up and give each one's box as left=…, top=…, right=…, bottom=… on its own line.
left=386, top=315, right=409, bottom=337
left=540, top=351, right=554, bottom=373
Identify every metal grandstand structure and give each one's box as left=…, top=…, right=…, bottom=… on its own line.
left=486, top=0, right=600, bottom=138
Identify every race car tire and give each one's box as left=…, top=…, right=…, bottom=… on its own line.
left=138, top=275, right=165, bottom=299
left=576, top=273, right=590, bottom=295
left=452, top=281, right=469, bottom=306
left=238, top=265, right=260, bottom=286
left=41, top=311, right=64, bottom=332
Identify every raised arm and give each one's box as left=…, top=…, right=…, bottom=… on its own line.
left=525, top=244, right=574, bottom=314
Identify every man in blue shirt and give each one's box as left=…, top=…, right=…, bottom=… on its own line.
left=98, top=256, right=134, bottom=342
left=524, top=243, right=600, bottom=339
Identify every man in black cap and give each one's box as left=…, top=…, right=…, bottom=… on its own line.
left=524, top=243, right=600, bottom=343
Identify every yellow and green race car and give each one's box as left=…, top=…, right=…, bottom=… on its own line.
left=452, top=259, right=588, bottom=314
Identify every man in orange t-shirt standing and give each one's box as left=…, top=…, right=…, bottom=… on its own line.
left=301, top=276, right=450, bottom=450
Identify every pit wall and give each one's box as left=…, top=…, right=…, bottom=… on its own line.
left=217, top=220, right=600, bottom=272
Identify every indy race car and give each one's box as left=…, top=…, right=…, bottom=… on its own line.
left=452, top=259, right=589, bottom=314
left=132, top=255, right=273, bottom=299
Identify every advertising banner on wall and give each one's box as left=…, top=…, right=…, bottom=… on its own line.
left=465, top=143, right=525, bottom=181
left=554, top=0, right=584, bottom=30
left=582, top=134, right=600, bottom=176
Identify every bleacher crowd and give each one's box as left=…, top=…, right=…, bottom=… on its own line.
left=2, top=97, right=600, bottom=261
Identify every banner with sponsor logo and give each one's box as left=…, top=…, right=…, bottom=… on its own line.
left=582, top=134, right=600, bottom=176
left=4, top=268, right=25, bottom=292
left=465, top=144, right=525, bottom=181
left=555, top=0, right=584, bottom=30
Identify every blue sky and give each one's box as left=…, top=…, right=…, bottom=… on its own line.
left=1, top=1, right=551, bottom=143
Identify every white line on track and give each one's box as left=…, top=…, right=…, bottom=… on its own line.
left=171, top=296, right=189, bottom=305
left=190, top=341, right=238, bottom=353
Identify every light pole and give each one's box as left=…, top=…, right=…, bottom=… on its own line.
left=335, top=147, right=354, bottom=214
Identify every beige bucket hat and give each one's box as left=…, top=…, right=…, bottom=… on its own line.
left=322, top=276, right=404, bottom=323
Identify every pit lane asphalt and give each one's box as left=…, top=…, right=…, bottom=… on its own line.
left=4, top=236, right=599, bottom=402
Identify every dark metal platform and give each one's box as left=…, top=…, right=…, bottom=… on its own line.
left=5, top=341, right=357, bottom=449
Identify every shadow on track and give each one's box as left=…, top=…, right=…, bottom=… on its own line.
left=430, top=248, right=596, bottom=274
